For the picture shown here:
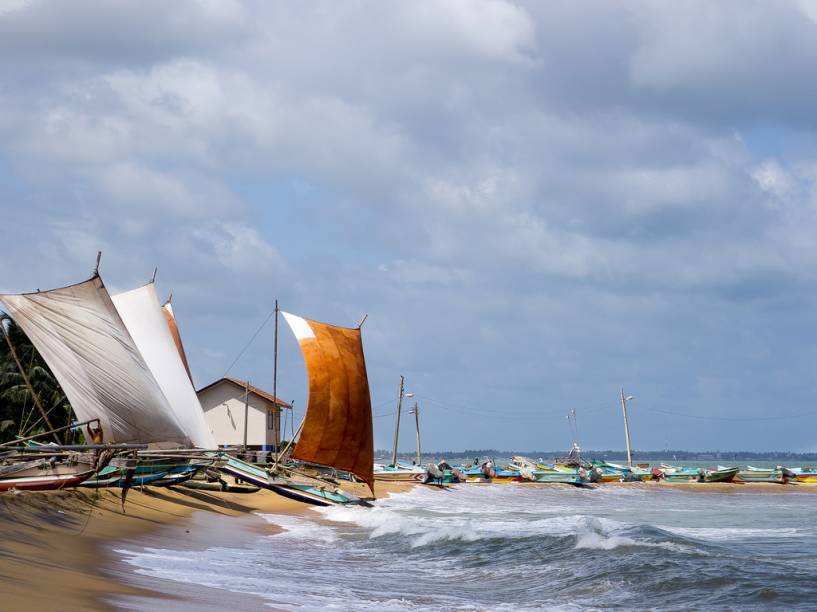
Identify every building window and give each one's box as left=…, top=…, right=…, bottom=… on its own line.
left=267, top=408, right=275, bottom=430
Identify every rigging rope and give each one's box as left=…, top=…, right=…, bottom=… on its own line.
left=222, top=306, right=276, bottom=378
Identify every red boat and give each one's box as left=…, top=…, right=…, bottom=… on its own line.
left=0, top=457, right=98, bottom=491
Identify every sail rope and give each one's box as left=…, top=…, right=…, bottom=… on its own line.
left=222, top=306, right=276, bottom=378
left=16, top=349, right=37, bottom=434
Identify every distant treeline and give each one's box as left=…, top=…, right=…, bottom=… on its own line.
left=376, top=449, right=817, bottom=462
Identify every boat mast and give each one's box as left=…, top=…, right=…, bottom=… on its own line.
left=410, top=401, right=421, bottom=465
left=391, top=375, right=405, bottom=467
left=273, top=299, right=279, bottom=453
left=620, top=388, right=634, bottom=467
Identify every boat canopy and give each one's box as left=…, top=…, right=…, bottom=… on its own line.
left=111, top=283, right=215, bottom=449
left=282, top=311, right=374, bottom=492
left=0, top=275, right=193, bottom=446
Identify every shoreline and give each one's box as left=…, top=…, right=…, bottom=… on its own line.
left=1, top=480, right=815, bottom=609
left=0, top=480, right=411, bottom=610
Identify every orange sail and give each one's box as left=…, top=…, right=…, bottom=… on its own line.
left=162, top=302, right=194, bottom=385
left=282, top=312, right=374, bottom=493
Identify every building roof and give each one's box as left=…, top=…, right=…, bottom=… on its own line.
left=197, top=377, right=292, bottom=408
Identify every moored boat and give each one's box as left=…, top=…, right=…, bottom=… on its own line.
left=0, top=454, right=100, bottom=491
left=659, top=464, right=704, bottom=482
left=373, top=463, right=428, bottom=483
left=704, top=466, right=739, bottom=483
left=790, top=466, right=817, bottom=482
left=736, top=465, right=794, bottom=484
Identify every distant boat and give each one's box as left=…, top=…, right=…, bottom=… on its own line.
left=659, top=464, right=704, bottom=482
left=735, top=466, right=794, bottom=484
left=704, top=466, right=739, bottom=483
left=374, top=463, right=428, bottom=483
left=789, top=467, right=817, bottom=483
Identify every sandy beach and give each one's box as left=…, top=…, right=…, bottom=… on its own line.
left=1, top=479, right=814, bottom=610
left=0, top=480, right=411, bottom=611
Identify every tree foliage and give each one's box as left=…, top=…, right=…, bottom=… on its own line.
left=0, top=312, right=77, bottom=444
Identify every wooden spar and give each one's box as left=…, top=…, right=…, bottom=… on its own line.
left=391, top=375, right=405, bottom=467
left=357, top=314, right=368, bottom=328
left=1, top=323, right=61, bottom=443
left=0, top=418, right=100, bottom=447
left=243, top=379, right=250, bottom=452
left=5, top=443, right=148, bottom=452
left=273, top=299, right=279, bottom=453
left=93, top=251, right=102, bottom=277
left=272, top=418, right=305, bottom=471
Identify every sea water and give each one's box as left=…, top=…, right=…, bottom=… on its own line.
left=115, top=484, right=817, bottom=610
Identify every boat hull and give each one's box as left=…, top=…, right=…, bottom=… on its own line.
left=705, top=467, right=739, bottom=483
left=218, top=456, right=360, bottom=507
left=0, top=460, right=97, bottom=491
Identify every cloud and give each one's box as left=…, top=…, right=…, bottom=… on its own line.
left=3, top=1, right=817, bottom=451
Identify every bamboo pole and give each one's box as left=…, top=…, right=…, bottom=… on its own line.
left=2, top=323, right=60, bottom=443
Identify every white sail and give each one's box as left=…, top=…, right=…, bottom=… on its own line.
left=0, top=276, right=191, bottom=445
left=112, top=284, right=215, bottom=449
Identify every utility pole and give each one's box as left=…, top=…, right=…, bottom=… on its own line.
left=620, top=388, right=634, bottom=467
left=391, top=376, right=405, bottom=467
left=243, top=379, right=250, bottom=454
left=272, top=300, right=279, bottom=453
left=410, top=402, right=421, bottom=465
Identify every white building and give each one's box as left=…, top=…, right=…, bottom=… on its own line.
left=197, top=377, right=290, bottom=450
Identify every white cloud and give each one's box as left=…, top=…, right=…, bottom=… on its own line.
left=3, top=1, right=817, bottom=450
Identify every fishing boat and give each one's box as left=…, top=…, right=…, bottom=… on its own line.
left=458, top=459, right=495, bottom=482
left=0, top=267, right=217, bottom=494
left=791, top=467, right=817, bottom=483
left=704, top=466, right=739, bottom=483
left=0, top=451, right=103, bottom=491
left=423, top=461, right=465, bottom=485
left=736, top=465, right=794, bottom=484
left=373, top=463, right=428, bottom=483
left=659, top=464, right=704, bottom=482
left=508, top=456, right=586, bottom=484
left=218, top=455, right=358, bottom=505
left=592, top=460, right=654, bottom=482
left=219, top=310, right=376, bottom=507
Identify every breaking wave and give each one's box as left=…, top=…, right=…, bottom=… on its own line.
left=114, top=483, right=817, bottom=610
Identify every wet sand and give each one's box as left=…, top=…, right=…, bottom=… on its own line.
left=0, top=480, right=412, bottom=611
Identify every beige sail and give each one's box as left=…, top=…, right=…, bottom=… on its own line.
left=282, top=311, right=374, bottom=492
left=112, top=284, right=215, bottom=449
left=0, top=276, right=191, bottom=445
left=162, top=301, right=194, bottom=385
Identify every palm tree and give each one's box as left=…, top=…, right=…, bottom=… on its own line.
left=0, top=312, right=75, bottom=444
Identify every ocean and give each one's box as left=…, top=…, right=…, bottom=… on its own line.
left=114, top=484, right=817, bottom=610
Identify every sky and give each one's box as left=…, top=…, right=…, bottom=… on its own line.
left=3, top=1, right=817, bottom=453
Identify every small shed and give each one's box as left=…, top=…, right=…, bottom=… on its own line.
left=197, top=377, right=290, bottom=451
